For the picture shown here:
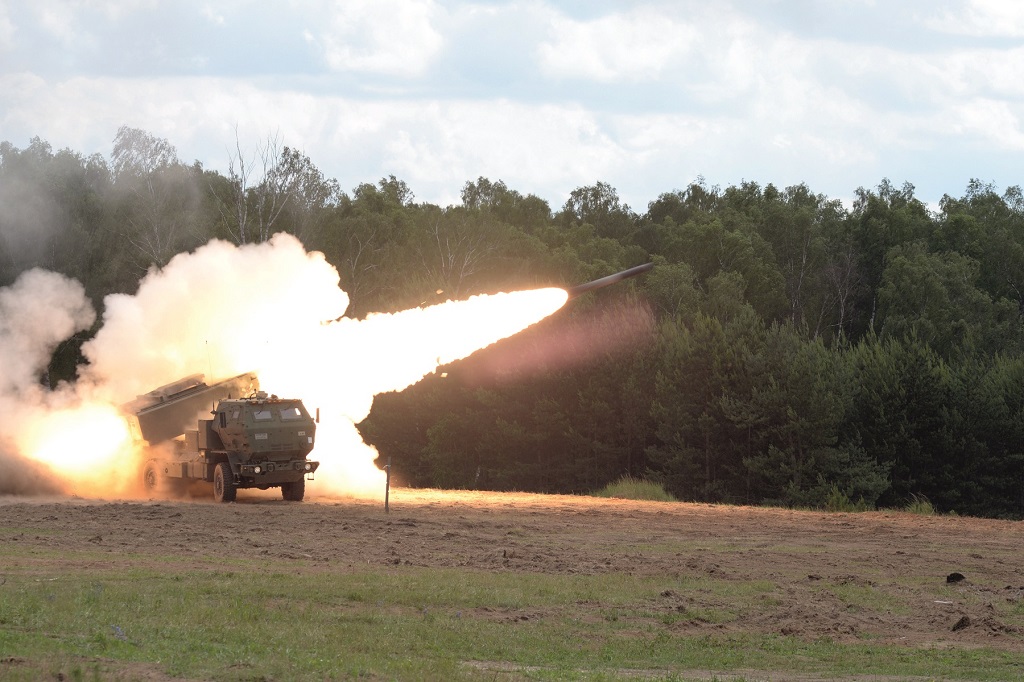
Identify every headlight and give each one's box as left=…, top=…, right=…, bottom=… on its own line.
left=304, top=462, right=312, bottom=471
left=254, top=466, right=262, bottom=474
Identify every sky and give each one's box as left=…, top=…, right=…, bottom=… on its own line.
left=1, top=0, right=1022, bottom=212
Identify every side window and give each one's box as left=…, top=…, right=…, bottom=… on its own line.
left=219, top=411, right=226, bottom=428
left=252, top=409, right=273, bottom=421
left=280, top=406, right=303, bottom=420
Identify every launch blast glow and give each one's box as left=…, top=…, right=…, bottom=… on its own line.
left=0, top=235, right=586, bottom=500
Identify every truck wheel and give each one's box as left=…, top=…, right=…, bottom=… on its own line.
left=213, top=462, right=236, bottom=503
left=143, top=462, right=159, bottom=494
left=281, top=478, right=305, bottom=502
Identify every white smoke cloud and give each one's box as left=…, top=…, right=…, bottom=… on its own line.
left=0, top=268, right=94, bottom=393
left=80, top=233, right=349, bottom=403
left=0, top=269, right=96, bottom=495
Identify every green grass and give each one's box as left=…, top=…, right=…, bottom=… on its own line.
left=810, top=579, right=910, bottom=616
left=1, top=562, right=1021, bottom=681
left=592, top=475, right=677, bottom=502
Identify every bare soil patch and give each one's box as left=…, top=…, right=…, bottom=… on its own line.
left=2, top=487, right=1023, bottom=661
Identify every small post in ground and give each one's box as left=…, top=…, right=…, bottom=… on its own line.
left=384, top=456, right=391, bottom=513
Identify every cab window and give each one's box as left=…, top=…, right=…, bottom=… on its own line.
left=280, top=406, right=304, bottom=420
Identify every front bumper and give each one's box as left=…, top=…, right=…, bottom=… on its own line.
left=238, top=460, right=319, bottom=483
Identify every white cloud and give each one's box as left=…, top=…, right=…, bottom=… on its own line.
left=36, top=5, right=89, bottom=49
left=0, top=48, right=1009, bottom=212
left=31, top=0, right=155, bottom=35
left=2, top=0, right=1023, bottom=212
left=82, top=0, right=157, bottom=18
left=0, top=73, right=629, bottom=203
left=381, top=99, right=626, bottom=202
left=612, top=112, right=719, bottom=154
left=309, top=0, right=444, bottom=77
left=928, top=0, right=1024, bottom=37
left=200, top=5, right=225, bottom=26
left=940, top=46, right=1024, bottom=99
left=10, top=0, right=164, bottom=60
left=0, top=4, right=13, bottom=53
left=537, top=7, right=697, bottom=81
left=947, top=99, right=1024, bottom=149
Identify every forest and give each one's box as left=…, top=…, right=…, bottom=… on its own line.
left=2, top=128, right=1024, bottom=519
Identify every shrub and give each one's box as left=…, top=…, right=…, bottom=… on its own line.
left=593, top=475, right=677, bottom=502
left=823, top=483, right=873, bottom=512
left=904, top=493, right=936, bottom=515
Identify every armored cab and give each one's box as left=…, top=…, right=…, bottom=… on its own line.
left=126, top=373, right=319, bottom=502
left=199, top=392, right=320, bottom=502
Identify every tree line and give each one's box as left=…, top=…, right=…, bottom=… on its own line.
left=3, top=129, right=1024, bottom=518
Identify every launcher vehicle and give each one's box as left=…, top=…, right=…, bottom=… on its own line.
left=122, top=373, right=319, bottom=502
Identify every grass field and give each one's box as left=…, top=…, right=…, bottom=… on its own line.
left=1, top=489, right=1022, bottom=681
left=4, top=564, right=1020, bottom=681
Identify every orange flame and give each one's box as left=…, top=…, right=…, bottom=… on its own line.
left=18, top=403, right=134, bottom=496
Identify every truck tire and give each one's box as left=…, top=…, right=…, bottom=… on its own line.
left=281, top=478, right=305, bottom=502
left=213, top=462, right=236, bottom=503
left=143, top=461, right=159, bottom=495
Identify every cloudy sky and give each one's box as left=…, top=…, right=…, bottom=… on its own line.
left=1, top=0, right=1022, bottom=211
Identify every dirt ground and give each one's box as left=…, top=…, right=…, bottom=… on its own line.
left=2, top=486, right=1024, bottom=676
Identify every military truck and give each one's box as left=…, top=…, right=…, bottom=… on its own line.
left=123, top=372, right=320, bottom=502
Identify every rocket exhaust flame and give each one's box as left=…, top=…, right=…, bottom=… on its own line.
left=0, top=235, right=576, bottom=500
